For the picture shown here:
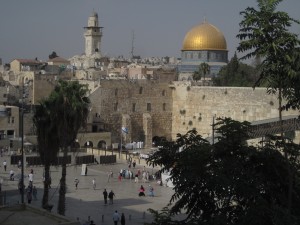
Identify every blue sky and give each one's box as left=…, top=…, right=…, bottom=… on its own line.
left=0, top=0, right=299, bottom=64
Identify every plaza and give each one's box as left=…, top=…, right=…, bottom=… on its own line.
left=0, top=152, right=174, bottom=225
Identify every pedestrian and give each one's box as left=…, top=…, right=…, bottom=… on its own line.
left=28, top=171, right=34, bottom=184
left=108, top=190, right=115, bottom=204
left=18, top=160, right=21, bottom=169
left=139, top=185, right=145, bottom=197
left=32, top=186, right=37, bottom=200
left=148, top=185, right=154, bottom=197
left=3, top=160, right=7, bottom=171
left=121, top=212, right=126, bottom=225
left=92, top=178, right=96, bottom=190
left=132, top=160, right=136, bottom=168
left=9, top=169, right=14, bottom=181
left=134, top=173, right=139, bottom=183
left=112, top=210, right=120, bottom=225
left=26, top=186, right=32, bottom=204
left=74, top=178, right=79, bottom=189
left=103, top=188, right=108, bottom=204
left=107, top=170, right=113, bottom=182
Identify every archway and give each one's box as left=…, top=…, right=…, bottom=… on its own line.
left=98, top=140, right=106, bottom=149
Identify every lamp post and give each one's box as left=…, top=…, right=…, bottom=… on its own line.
left=20, top=84, right=25, bottom=204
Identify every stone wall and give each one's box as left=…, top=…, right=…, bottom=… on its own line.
left=171, top=82, right=299, bottom=140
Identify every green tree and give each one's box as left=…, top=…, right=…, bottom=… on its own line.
left=33, top=101, right=60, bottom=209
left=48, top=80, right=90, bottom=215
left=193, top=62, right=210, bottom=82
left=147, top=118, right=300, bottom=224
left=237, top=0, right=300, bottom=215
left=214, top=53, right=257, bottom=87
left=200, top=62, right=210, bottom=81
left=48, top=51, right=58, bottom=59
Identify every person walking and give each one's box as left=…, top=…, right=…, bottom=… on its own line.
left=108, top=190, right=115, bottom=204
left=132, top=160, right=136, bottom=168
left=134, top=173, right=139, bottom=183
left=148, top=185, right=154, bottom=197
left=32, top=186, right=37, bottom=200
left=92, top=178, right=96, bottom=190
left=74, top=178, right=79, bottom=190
left=103, top=188, right=108, bottom=204
left=3, top=160, right=7, bottom=171
left=112, top=210, right=120, bottom=225
left=121, top=212, right=126, bottom=225
left=26, top=186, right=32, bottom=204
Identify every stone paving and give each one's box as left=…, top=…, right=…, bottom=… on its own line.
left=0, top=152, right=174, bottom=225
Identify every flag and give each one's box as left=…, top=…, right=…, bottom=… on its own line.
left=121, top=127, right=128, bottom=134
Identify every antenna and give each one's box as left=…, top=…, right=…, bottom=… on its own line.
left=131, top=30, right=135, bottom=59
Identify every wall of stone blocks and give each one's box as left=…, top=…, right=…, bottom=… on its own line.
left=171, top=82, right=299, bottom=141
left=89, top=80, right=173, bottom=146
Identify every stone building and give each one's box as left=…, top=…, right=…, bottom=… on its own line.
left=88, top=80, right=173, bottom=148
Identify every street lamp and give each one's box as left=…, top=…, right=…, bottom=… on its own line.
left=20, top=81, right=29, bottom=204
left=20, top=83, right=26, bottom=204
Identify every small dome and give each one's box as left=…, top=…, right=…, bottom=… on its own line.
left=182, top=21, right=227, bottom=51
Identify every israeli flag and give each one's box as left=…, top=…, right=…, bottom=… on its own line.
left=122, top=127, right=128, bottom=134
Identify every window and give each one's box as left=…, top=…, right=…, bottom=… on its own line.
left=114, top=102, right=118, bottom=111
left=162, top=90, right=166, bottom=96
left=115, top=88, right=118, bottom=96
left=163, top=103, right=166, bottom=111
left=147, top=103, right=151, bottom=112
left=11, top=117, right=14, bottom=124
left=139, top=87, right=143, bottom=94
left=132, top=103, right=136, bottom=112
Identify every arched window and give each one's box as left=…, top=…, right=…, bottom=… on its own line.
left=163, top=103, right=166, bottom=111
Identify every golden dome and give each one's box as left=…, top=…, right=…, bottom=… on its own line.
left=182, top=22, right=227, bottom=51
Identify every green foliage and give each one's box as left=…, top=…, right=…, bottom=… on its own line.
left=214, top=52, right=257, bottom=87
left=33, top=101, right=60, bottom=209
left=147, top=117, right=300, bottom=225
left=48, top=51, right=58, bottom=59
left=193, top=62, right=210, bottom=81
left=35, top=80, right=90, bottom=215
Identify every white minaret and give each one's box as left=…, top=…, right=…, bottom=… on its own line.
left=84, top=12, right=103, bottom=56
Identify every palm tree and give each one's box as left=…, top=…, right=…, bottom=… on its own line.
left=237, top=0, right=300, bottom=217
left=33, top=100, right=60, bottom=209
left=48, top=80, right=90, bottom=215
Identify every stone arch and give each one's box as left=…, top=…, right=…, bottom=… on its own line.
left=97, top=140, right=106, bottom=149
left=84, top=141, right=94, bottom=147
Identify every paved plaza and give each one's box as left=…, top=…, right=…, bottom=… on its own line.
left=0, top=152, right=174, bottom=225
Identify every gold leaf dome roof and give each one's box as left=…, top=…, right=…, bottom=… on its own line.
left=182, top=21, right=227, bottom=51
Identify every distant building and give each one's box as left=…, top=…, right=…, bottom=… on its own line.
left=47, top=56, right=70, bottom=67
left=178, top=20, right=228, bottom=80
left=10, top=59, right=44, bottom=73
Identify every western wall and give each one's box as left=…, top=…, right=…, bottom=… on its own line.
left=171, top=81, right=300, bottom=142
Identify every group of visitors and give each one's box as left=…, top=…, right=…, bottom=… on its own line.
left=112, top=210, right=126, bottom=225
